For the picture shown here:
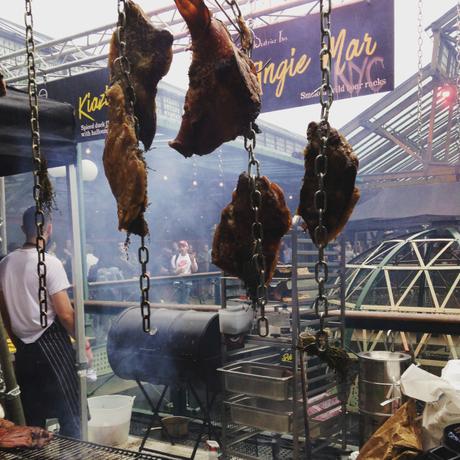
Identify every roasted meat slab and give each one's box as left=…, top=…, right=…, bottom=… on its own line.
left=169, top=0, right=262, bottom=157
left=297, top=122, right=360, bottom=246
left=108, top=0, right=173, bottom=151
left=212, top=173, right=292, bottom=294
left=104, top=83, right=148, bottom=236
left=104, top=0, right=173, bottom=236
left=0, top=419, right=52, bottom=449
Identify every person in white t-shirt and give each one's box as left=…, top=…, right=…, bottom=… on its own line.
left=171, top=240, right=198, bottom=304
left=0, top=206, right=92, bottom=438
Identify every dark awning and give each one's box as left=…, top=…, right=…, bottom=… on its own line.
left=0, top=87, right=76, bottom=177
left=347, top=182, right=460, bottom=231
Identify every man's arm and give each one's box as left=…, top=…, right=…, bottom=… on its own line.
left=190, top=253, right=198, bottom=273
left=51, top=290, right=75, bottom=339
left=52, top=290, right=92, bottom=366
left=0, top=290, right=14, bottom=339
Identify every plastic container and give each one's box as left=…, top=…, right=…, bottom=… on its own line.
left=219, top=304, right=252, bottom=335
left=88, top=395, right=135, bottom=446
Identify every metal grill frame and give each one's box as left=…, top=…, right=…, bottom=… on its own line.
left=0, top=434, right=171, bottom=460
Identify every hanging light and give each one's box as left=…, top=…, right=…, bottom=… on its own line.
left=81, top=159, right=98, bottom=181
left=437, top=84, right=456, bottom=106
left=219, top=181, right=224, bottom=187
left=85, top=147, right=91, bottom=155
left=192, top=180, right=198, bottom=187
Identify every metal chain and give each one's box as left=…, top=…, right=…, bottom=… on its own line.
left=314, top=0, right=333, bottom=348
left=456, top=0, right=460, bottom=160
left=245, top=126, right=268, bottom=337
left=416, top=0, right=423, bottom=152
left=25, top=0, right=48, bottom=329
left=222, top=0, right=253, bottom=56
left=116, top=0, right=150, bottom=332
left=115, top=0, right=140, bottom=143
left=138, top=237, right=150, bottom=333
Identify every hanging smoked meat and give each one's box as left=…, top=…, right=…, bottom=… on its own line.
left=169, top=0, right=262, bottom=157
left=108, top=0, right=173, bottom=151
left=297, top=121, right=360, bottom=246
left=104, top=83, right=148, bottom=236
left=0, top=72, right=5, bottom=97
left=104, top=0, right=173, bottom=236
left=212, top=173, right=292, bottom=295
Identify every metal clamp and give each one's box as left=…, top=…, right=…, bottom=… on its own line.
left=257, top=316, right=269, bottom=337
left=385, top=330, right=395, bottom=352
left=0, top=386, right=21, bottom=400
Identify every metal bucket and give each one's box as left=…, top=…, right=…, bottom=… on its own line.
left=358, top=350, right=411, bottom=446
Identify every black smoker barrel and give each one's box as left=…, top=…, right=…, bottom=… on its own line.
left=107, top=307, right=222, bottom=386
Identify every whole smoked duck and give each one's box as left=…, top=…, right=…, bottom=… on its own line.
left=297, top=122, right=360, bottom=246
left=212, top=173, right=291, bottom=294
left=108, top=0, right=173, bottom=151
left=169, top=0, right=262, bottom=157
left=104, top=0, right=173, bottom=236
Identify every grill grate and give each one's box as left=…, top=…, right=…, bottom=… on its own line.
left=0, top=435, right=169, bottom=460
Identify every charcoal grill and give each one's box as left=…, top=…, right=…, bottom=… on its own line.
left=107, top=307, right=222, bottom=386
left=0, top=435, right=169, bottom=460
left=107, top=307, right=222, bottom=459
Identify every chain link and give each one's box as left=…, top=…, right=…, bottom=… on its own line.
left=25, top=0, right=49, bottom=328
left=313, top=0, right=333, bottom=334
left=416, top=0, right=424, bottom=152
left=115, top=0, right=140, bottom=143
left=456, top=0, right=460, bottom=161
left=244, top=125, right=267, bottom=337
left=138, top=237, right=150, bottom=332
left=116, top=0, right=150, bottom=332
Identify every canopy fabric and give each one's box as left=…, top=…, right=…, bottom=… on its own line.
left=348, top=182, right=460, bottom=231
left=0, top=87, right=76, bottom=177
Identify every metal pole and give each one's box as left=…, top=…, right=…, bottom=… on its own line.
left=0, top=178, right=6, bottom=256
left=339, top=237, right=347, bottom=451
left=291, top=230, right=300, bottom=458
left=0, top=314, right=25, bottom=425
left=67, top=156, right=88, bottom=440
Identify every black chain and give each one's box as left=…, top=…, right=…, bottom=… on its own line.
left=313, top=0, right=333, bottom=348
left=456, top=1, right=460, bottom=159
left=416, top=0, right=423, bottom=151
left=245, top=126, right=268, bottom=337
left=222, top=0, right=253, bottom=56
left=25, top=0, right=48, bottom=328
left=116, top=0, right=150, bottom=332
left=115, top=0, right=140, bottom=143
left=138, top=237, right=150, bottom=332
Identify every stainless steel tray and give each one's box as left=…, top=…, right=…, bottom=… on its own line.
left=226, top=396, right=295, bottom=433
left=218, top=362, right=293, bottom=400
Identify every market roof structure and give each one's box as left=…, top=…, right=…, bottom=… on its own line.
left=341, top=7, right=460, bottom=189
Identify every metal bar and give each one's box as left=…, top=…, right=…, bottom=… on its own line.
left=290, top=228, right=301, bottom=458
left=0, top=178, right=6, bottom=256
left=66, top=160, right=88, bottom=440
left=425, top=86, right=438, bottom=163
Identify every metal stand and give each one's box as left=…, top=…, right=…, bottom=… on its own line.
left=137, top=380, right=219, bottom=460
left=220, top=226, right=348, bottom=459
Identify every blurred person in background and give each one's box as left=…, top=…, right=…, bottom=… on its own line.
left=0, top=206, right=92, bottom=438
left=171, top=240, right=198, bottom=304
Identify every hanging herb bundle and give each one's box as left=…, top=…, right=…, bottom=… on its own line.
left=299, top=329, right=353, bottom=380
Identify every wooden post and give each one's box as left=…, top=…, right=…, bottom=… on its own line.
left=0, top=313, right=25, bottom=425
